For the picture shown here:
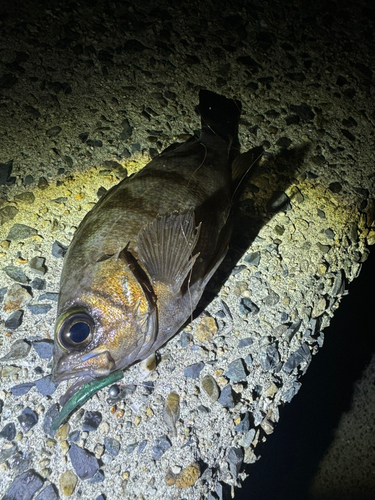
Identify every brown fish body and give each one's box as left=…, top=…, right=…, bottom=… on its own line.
left=53, top=90, right=260, bottom=395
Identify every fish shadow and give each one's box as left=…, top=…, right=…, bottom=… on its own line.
left=196, top=142, right=311, bottom=313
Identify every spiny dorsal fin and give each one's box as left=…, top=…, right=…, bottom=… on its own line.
left=137, top=210, right=201, bottom=292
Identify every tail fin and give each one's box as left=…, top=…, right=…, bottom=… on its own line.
left=199, top=90, right=242, bottom=143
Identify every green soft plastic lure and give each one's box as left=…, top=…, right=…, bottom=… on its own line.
left=51, top=370, right=123, bottom=431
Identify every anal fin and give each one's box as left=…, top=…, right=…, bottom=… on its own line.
left=137, top=210, right=201, bottom=293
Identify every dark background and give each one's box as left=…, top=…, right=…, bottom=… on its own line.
left=236, top=249, right=375, bottom=500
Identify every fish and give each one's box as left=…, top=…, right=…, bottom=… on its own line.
left=52, top=89, right=263, bottom=419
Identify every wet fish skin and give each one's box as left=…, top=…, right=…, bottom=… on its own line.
left=52, top=90, right=260, bottom=397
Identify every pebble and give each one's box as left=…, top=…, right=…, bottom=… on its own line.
left=4, top=310, right=24, bottom=329
left=51, top=240, right=68, bottom=258
left=0, top=422, right=17, bottom=441
left=68, top=443, right=100, bottom=479
left=3, top=284, right=32, bottom=312
left=3, top=469, right=44, bottom=499
left=17, top=407, right=38, bottom=432
left=227, top=447, right=244, bottom=477
left=27, top=304, right=52, bottom=315
left=225, top=358, right=247, bottom=382
left=235, top=412, right=251, bottom=433
left=6, top=224, right=38, bottom=240
left=195, top=316, right=218, bottom=342
left=35, top=483, right=59, bottom=500
left=10, top=382, right=35, bottom=396
left=88, top=470, right=105, bottom=483
left=59, top=470, right=77, bottom=496
left=82, top=411, right=102, bottom=432
left=239, top=297, right=259, bottom=316
left=163, top=392, right=180, bottom=437
left=238, top=338, right=253, bottom=348
left=178, top=331, right=193, bottom=347
left=184, top=361, right=205, bottom=379
left=29, top=256, right=47, bottom=275
left=283, top=343, right=311, bottom=374
left=0, top=365, right=21, bottom=378
left=201, top=375, right=220, bottom=402
left=104, top=437, right=121, bottom=456
left=245, top=251, right=261, bottom=266
left=4, top=265, right=29, bottom=283
left=125, top=442, right=138, bottom=454
left=30, top=278, right=46, bottom=290
left=46, top=126, right=62, bottom=137
left=239, top=429, right=256, bottom=448
left=266, top=191, right=291, bottom=212
left=217, top=384, right=235, bottom=408
left=40, top=294, right=59, bottom=305
left=0, top=205, right=18, bottom=225
left=165, top=462, right=201, bottom=488
left=0, top=443, right=18, bottom=463
left=32, top=340, right=54, bottom=359
left=0, top=339, right=30, bottom=360
left=35, top=375, right=57, bottom=396
left=260, top=346, right=280, bottom=371
left=43, top=404, right=59, bottom=438
left=152, top=435, right=171, bottom=459
left=0, top=286, right=7, bottom=302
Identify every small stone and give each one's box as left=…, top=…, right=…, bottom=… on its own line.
left=316, top=242, right=331, bottom=254
left=201, top=375, right=220, bottom=402
left=55, top=423, right=70, bottom=442
left=163, top=392, right=180, bottom=437
left=227, top=447, right=244, bottom=477
left=14, top=192, right=35, bottom=204
left=235, top=412, right=251, bottom=433
left=239, top=297, right=259, bottom=316
left=104, top=437, right=121, bottom=456
left=239, top=429, right=256, bottom=448
left=266, top=191, right=291, bottom=212
left=46, top=126, right=62, bottom=138
left=184, top=361, right=204, bottom=379
left=17, top=407, right=38, bottom=432
left=152, top=435, right=171, bottom=459
left=43, top=404, right=59, bottom=438
left=29, top=257, right=47, bottom=276
left=3, top=284, right=32, bottom=312
left=0, top=422, right=16, bottom=441
left=172, top=462, right=201, bottom=488
left=0, top=365, right=21, bottom=378
left=217, top=384, right=235, bottom=408
left=283, top=343, right=311, bottom=374
left=69, top=443, right=100, bottom=479
left=0, top=339, right=30, bottom=360
left=6, top=224, right=38, bottom=240
left=38, top=177, right=49, bottom=190
left=0, top=160, right=13, bottom=185
left=38, top=292, right=59, bottom=302
left=10, top=382, right=35, bottom=396
left=125, top=442, right=138, bottom=454
left=225, top=358, right=247, bottom=382
left=27, top=304, right=52, bottom=315
left=312, top=297, right=327, bottom=317
left=195, top=316, right=218, bottom=342
left=4, top=265, right=29, bottom=283
left=238, top=338, right=253, bottom=348
left=264, top=290, right=280, bottom=306
left=2, top=469, right=44, bottom=500
left=59, top=470, right=77, bottom=496
left=52, top=241, right=68, bottom=258
left=0, top=443, right=18, bottom=463
left=88, top=470, right=105, bottom=483
left=260, top=345, right=280, bottom=371
left=244, top=251, right=261, bottom=266
left=30, top=278, right=46, bottom=290
left=178, top=331, right=193, bottom=347
left=32, top=340, right=54, bottom=359
left=4, top=310, right=24, bottom=329
left=35, top=483, right=59, bottom=500
left=328, top=182, right=342, bottom=193
left=82, top=411, right=102, bottom=432
left=35, top=376, right=57, bottom=396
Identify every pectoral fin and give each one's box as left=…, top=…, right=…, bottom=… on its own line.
left=137, top=210, right=201, bottom=293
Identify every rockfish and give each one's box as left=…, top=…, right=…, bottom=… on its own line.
left=52, top=90, right=262, bottom=414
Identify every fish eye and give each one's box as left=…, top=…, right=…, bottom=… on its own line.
left=57, top=311, right=94, bottom=351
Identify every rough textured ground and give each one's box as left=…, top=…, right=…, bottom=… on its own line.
left=0, top=1, right=374, bottom=499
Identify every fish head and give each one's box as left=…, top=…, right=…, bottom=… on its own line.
left=52, top=255, right=157, bottom=394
